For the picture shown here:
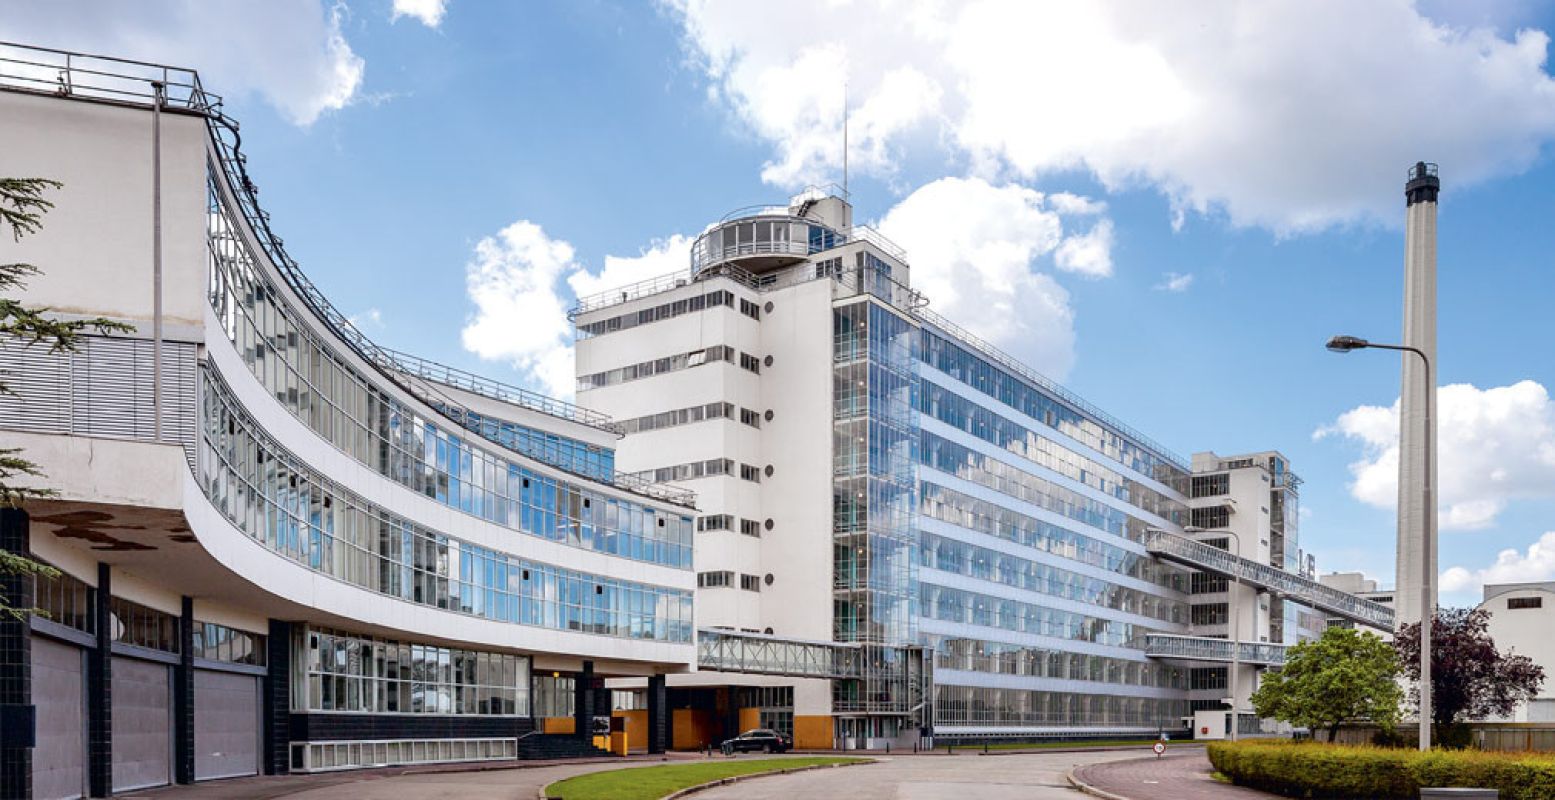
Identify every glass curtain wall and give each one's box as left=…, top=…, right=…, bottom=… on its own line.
left=832, top=300, right=920, bottom=738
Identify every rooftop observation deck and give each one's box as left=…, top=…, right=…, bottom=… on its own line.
left=1144, top=529, right=1394, bottom=630
left=0, top=41, right=694, bottom=508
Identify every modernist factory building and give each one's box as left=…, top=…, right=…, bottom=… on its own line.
left=0, top=44, right=1388, bottom=798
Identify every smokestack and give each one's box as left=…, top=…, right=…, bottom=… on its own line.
left=1396, top=161, right=1439, bottom=630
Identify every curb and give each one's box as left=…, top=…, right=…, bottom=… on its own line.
left=976, top=743, right=1204, bottom=757
left=538, top=758, right=877, bottom=800
left=1065, top=765, right=1133, bottom=800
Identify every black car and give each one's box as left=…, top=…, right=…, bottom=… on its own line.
left=721, top=728, right=793, bottom=754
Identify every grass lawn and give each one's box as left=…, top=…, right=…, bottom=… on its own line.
left=544, top=757, right=870, bottom=800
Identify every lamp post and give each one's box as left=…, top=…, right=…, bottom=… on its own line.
left=1326, top=334, right=1434, bottom=751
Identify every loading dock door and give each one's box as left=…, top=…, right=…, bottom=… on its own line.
left=194, top=669, right=260, bottom=780
left=31, top=637, right=87, bottom=800
left=111, top=656, right=172, bottom=792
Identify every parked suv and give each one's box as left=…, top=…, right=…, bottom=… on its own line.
left=721, top=729, right=793, bottom=754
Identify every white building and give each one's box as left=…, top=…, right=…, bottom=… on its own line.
left=573, top=193, right=1386, bottom=748
left=1477, top=582, right=1555, bottom=722
left=0, top=45, right=694, bottom=798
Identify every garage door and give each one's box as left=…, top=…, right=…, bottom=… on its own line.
left=31, top=637, right=87, bottom=800
left=111, top=656, right=172, bottom=792
left=194, top=669, right=260, bottom=780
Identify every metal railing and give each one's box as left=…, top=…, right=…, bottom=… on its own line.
left=1144, top=530, right=1394, bottom=630
left=1144, top=634, right=1287, bottom=666
left=385, top=348, right=619, bottom=432
left=0, top=42, right=696, bottom=509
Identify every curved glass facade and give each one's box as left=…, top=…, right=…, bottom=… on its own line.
left=199, top=366, right=694, bottom=643
left=206, top=178, right=693, bottom=570
left=927, top=635, right=1185, bottom=689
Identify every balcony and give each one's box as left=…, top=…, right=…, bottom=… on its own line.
left=1144, top=529, right=1393, bottom=630
left=1145, top=634, right=1287, bottom=667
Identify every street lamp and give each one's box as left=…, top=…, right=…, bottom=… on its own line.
left=1186, top=526, right=1245, bottom=741
left=1326, top=334, right=1434, bottom=751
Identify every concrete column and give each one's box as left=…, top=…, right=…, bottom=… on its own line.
left=1396, top=162, right=1440, bottom=629
left=574, top=661, right=594, bottom=742
left=646, top=674, right=667, bottom=754
left=0, top=508, right=33, bottom=800
left=87, top=563, right=111, bottom=798
left=174, top=596, right=194, bottom=784
left=262, top=620, right=291, bottom=775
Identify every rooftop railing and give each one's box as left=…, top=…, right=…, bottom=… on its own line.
left=1144, top=634, right=1288, bottom=666
left=0, top=42, right=695, bottom=509
left=384, top=347, right=619, bottom=432
left=1144, top=530, right=1394, bottom=630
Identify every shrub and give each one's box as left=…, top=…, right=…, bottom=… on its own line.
left=1206, top=740, right=1555, bottom=800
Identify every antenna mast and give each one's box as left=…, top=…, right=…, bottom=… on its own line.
left=842, top=80, right=848, bottom=198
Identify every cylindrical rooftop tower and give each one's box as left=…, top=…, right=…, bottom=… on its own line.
left=1396, top=161, right=1439, bottom=630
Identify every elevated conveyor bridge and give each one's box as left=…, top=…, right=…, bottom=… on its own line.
left=1144, top=530, right=1394, bottom=631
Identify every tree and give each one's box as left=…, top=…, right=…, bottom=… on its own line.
left=1250, top=626, right=1402, bottom=742
left=1395, top=607, right=1545, bottom=745
left=0, top=177, right=133, bottom=619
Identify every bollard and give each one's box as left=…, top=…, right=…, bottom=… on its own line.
left=983, top=742, right=988, bottom=754
left=886, top=742, right=891, bottom=754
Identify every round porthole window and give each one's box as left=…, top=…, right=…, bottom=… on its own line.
left=764, top=573, right=774, bottom=586
left=764, top=301, right=774, bottom=313
left=764, top=409, right=774, bottom=422
left=764, top=465, right=774, bottom=478
left=764, top=627, right=774, bottom=635
left=764, top=518, right=774, bottom=531
left=764, top=355, right=774, bottom=367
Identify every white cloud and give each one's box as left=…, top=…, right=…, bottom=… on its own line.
left=671, top=0, right=1555, bottom=232
left=876, top=177, right=1111, bottom=379
left=0, top=1, right=364, bottom=126
left=568, top=235, right=694, bottom=301
left=460, top=221, right=579, bottom=398
left=1317, top=380, right=1555, bottom=530
left=1441, top=531, right=1555, bottom=595
left=348, top=308, right=384, bottom=328
left=1054, top=220, right=1114, bottom=278
left=461, top=225, right=699, bottom=398
left=391, top=0, right=448, bottom=28
left=1154, top=272, right=1194, bottom=292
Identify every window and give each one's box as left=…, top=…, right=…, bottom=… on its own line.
left=1190, top=573, right=1229, bottom=594
left=301, top=627, right=528, bottom=716
left=619, top=402, right=735, bottom=435
left=1191, top=473, right=1230, bottom=498
left=1191, top=506, right=1231, bottom=529
left=739, top=298, right=761, bottom=320
left=814, top=256, right=843, bottom=279
left=698, top=571, right=734, bottom=589
left=1509, top=596, right=1543, bottom=610
left=1190, top=667, right=1228, bottom=691
left=740, top=519, right=761, bottom=537
left=698, top=514, right=734, bottom=532
left=740, top=408, right=761, bottom=428
left=740, top=574, right=762, bottom=592
left=109, top=596, right=179, bottom=653
left=740, top=353, right=761, bottom=374
left=740, top=463, right=761, bottom=483
left=193, top=621, right=267, bottom=666
left=577, top=289, right=741, bottom=338
left=1191, top=603, right=1229, bottom=626
left=33, top=566, right=94, bottom=634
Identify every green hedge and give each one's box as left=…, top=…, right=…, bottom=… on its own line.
left=1207, top=741, right=1555, bottom=800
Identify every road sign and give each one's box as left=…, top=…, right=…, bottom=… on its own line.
left=1153, top=742, right=1166, bottom=757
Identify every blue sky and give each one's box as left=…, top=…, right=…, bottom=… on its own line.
left=8, top=0, right=1555, bottom=608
